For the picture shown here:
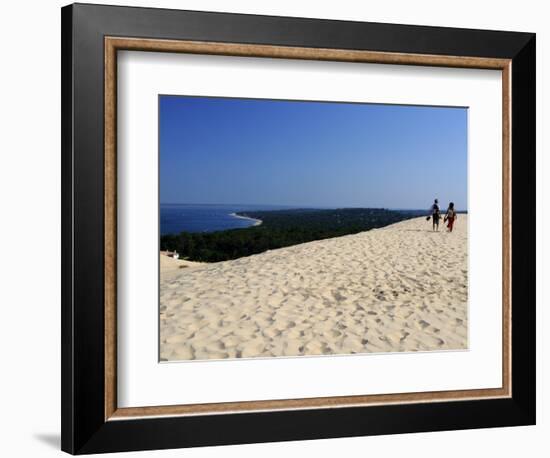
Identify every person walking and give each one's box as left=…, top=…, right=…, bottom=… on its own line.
left=444, top=202, right=457, bottom=232
left=429, top=198, right=441, bottom=231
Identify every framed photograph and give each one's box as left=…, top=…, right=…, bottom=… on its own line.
left=61, top=3, right=536, bottom=454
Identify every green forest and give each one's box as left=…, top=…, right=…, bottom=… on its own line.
left=160, top=208, right=423, bottom=262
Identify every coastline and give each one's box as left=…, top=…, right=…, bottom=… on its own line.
left=160, top=208, right=421, bottom=263
left=229, top=212, right=263, bottom=227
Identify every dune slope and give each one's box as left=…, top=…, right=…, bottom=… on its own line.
left=160, top=215, right=468, bottom=361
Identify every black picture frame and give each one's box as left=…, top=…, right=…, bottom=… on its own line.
left=61, top=3, right=536, bottom=454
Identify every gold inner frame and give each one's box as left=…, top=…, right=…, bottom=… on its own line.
left=104, top=37, right=512, bottom=421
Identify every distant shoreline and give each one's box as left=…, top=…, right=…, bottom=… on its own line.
left=161, top=208, right=422, bottom=263
left=229, top=212, right=263, bottom=227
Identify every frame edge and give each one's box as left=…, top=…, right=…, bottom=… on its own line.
left=61, top=3, right=75, bottom=454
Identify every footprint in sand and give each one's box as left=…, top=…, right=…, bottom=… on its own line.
left=417, top=319, right=430, bottom=330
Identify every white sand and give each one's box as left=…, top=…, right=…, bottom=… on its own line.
left=229, top=212, right=262, bottom=227
left=160, top=216, right=467, bottom=361
left=160, top=252, right=204, bottom=274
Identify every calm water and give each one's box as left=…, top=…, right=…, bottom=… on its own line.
left=160, top=204, right=293, bottom=235
left=160, top=204, right=451, bottom=235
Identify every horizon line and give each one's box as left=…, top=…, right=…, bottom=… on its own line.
left=160, top=202, right=468, bottom=211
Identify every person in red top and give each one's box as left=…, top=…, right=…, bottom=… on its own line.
left=444, top=202, right=457, bottom=232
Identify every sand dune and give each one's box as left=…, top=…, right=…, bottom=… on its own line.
left=160, top=215, right=467, bottom=361
left=160, top=251, right=204, bottom=273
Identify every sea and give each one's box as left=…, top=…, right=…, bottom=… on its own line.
left=160, top=204, right=449, bottom=236
left=160, top=203, right=293, bottom=235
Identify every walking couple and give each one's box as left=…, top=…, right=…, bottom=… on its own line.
left=428, top=199, right=457, bottom=232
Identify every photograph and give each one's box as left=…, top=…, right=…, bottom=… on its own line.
left=55, top=3, right=537, bottom=454
left=159, top=95, right=468, bottom=362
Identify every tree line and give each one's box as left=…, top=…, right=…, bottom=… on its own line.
left=160, top=208, right=422, bottom=262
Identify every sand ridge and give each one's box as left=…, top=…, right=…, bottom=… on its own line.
left=160, top=215, right=468, bottom=361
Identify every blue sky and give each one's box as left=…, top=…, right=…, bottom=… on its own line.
left=160, top=95, right=467, bottom=210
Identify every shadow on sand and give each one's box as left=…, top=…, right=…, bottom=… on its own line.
left=402, top=229, right=442, bottom=233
